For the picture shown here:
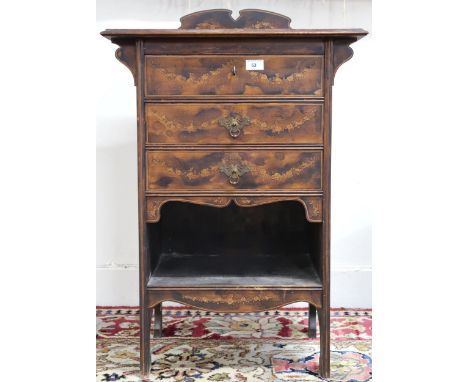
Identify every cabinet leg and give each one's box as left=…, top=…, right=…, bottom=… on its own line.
left=140, top=306, right=152, bottom=377
left=318, top=307, right=330, bottom=378
left=153, top=303, right=163, bottom=338
left=308, top=304, right=317, bottom=338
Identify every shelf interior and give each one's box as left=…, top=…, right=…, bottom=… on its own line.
left=147, top=201, right=322, bottom=289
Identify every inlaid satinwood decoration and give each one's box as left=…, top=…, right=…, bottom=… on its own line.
left=305, top=198, right=322, bottom=219
left=145, top=56, right=323, bottom=96
left=145, top=196, right=323, bottom=223
left=147, top=289, right=323, bottom=314
left=184, top=293, right=272, bottom=305
left=145, top=103, right=323, bottom=144
left=146, top=151, right=322, bottom=191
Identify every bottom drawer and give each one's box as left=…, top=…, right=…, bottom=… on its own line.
left=146, top=150, right=322, bottom=191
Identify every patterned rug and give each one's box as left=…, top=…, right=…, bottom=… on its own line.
left=96, top=306, right=372, bottom=382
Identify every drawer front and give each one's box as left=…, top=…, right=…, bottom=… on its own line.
left=145, top=56, right=323, bottom=96
left=146, top=103, right=323, bottom=144
left=146, top=150, right=322, bottom=191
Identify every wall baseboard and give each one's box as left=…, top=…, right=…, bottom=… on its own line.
left=96, top=265, right=371, bottom=308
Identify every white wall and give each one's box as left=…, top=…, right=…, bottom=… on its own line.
left=96, top=0, right=372, bottom=307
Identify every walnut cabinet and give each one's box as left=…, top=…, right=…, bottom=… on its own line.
left=101, top=9, right=367, bottom=378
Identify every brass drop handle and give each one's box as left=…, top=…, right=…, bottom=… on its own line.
left=219, top=162, right=250, bottom=185
left=232, top=66, right=236, bottom=76
left=228, top=119, right=241, bottom=138
left=218, top=113, right=250, bottom=139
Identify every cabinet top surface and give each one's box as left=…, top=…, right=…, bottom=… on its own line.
left=101, top=29, right=367, bottom=39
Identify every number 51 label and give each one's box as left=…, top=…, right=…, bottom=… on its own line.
left=245, top=59, right=264, bottom=70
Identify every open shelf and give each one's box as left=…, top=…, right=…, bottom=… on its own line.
left=147, top=252, right=322, bottom=289
left=146, top=201, right=323, bottom=290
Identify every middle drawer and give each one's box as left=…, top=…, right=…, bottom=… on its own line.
left=145, top=103, right=323, bottom=145
left=146, top=150, right=322, bottom=192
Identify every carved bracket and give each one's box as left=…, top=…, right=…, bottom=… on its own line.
left=179, top=9, right=291, bottom=30
left=112, top=39, right=137, bottom=85
left=332, top=38, right=357, bottom=85
left=146, top=195, right=322, bottom=223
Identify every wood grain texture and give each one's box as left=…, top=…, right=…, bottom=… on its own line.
left=179, top=9, right=291, bottom=30
left=319, top=39, right=333, bottom=379
left=145, top=56, right=323, bottom=96
left=145, top=103, right=323, bottom=144
left=135, top=40, right=151, bottom=377
left=146, top=196, right=322, bottom=223
left=146, top=150, right=322, bottom=191
left=147, top=289, right=322, bottom=312
left=318, top=306, right=330, bottom=377
left=143, top=38, right=324, bottom=55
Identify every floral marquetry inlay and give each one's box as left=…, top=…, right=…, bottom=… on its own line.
left=147, top=151, right=322, bottom=191
left=250, top=113, right=314, bottom=135
left=151, top=63, right=233, bottom=85
left=184, top=293, right=273, bottom=305
left=254, top=157, right=318, bottom=184
left=148, top=60, right=321, bottom=95
left=303, top=197, right=323, bottom=222
left=145, top=103, right=323, bottom=144
left=145, top=55, right=323, bottom=96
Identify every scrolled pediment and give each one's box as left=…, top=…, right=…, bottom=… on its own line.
left=179, top=9, right=291, bottom=30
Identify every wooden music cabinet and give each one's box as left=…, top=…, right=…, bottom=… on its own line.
left=101, top=9, right=366, bottom=378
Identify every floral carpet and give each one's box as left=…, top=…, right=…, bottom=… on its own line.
left=96, top=307, right=372, bottom=382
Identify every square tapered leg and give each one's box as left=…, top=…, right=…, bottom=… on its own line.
left=153, top=303, right=162, bottom=338
left=318, top=306, right=330, bottom=378
left=140, top=306, right=152, bottom=376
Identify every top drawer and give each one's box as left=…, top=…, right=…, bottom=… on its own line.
left=145, top=55, right=323, bottom=97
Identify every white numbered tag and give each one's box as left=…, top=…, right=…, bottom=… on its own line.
left=245, top=59, right=264, bottom=70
